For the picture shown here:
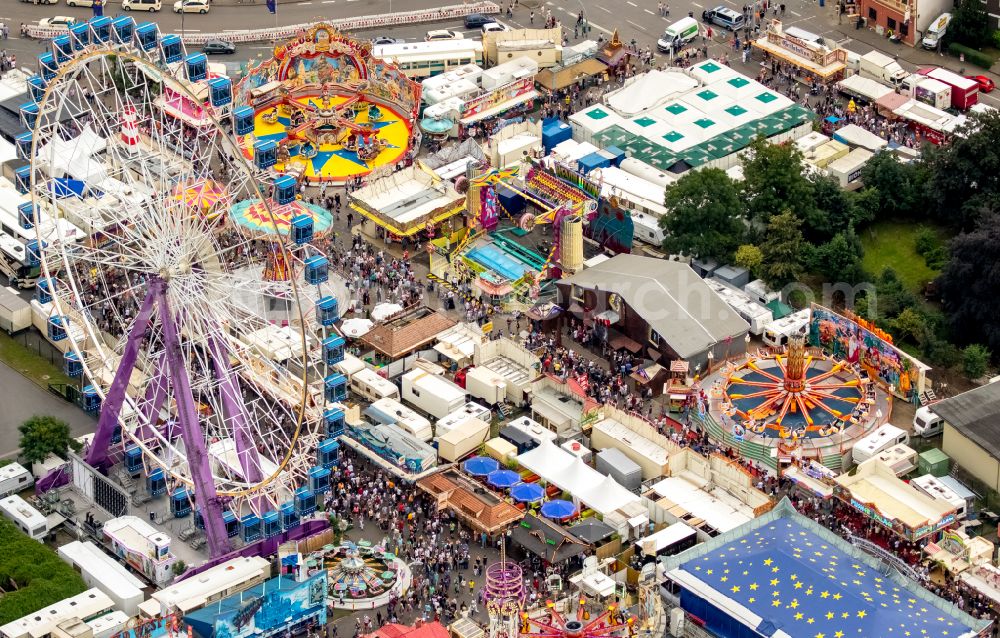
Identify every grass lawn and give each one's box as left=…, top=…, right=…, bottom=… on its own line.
left=860, top=220, right=947, bottom=294
left=0, top=332, right=73, bottom=388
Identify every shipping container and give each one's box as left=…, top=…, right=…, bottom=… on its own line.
left=436, top=417, right=491, bottom=462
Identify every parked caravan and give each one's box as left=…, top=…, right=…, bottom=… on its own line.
left=350, top=368, right=400, bottom=402
left=0, top=462, right=33, bottom=498
left=852, top=424, right=909, bottom=465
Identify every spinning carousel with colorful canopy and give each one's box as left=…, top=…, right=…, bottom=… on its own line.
left=321, top=540, right=408, bottom=608
left=235, top=23, right=421, bottom=183
left=722, top=333, right=867, bottom=440
left=520, top=598, right=635, bottom=638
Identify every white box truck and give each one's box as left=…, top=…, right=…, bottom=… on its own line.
left=859, top=50, right=908, bottom=85
left=922, top=13, right=951, bottom=50
left=464, top=366, right=508, bottom=405
left=0, top=287, right=30, bottom=335
left=900, top=74, right=952, bottom=110
left=851, top=424, right=909, bottom=465
left=436, top=417, right=490, bottom=463
left=401, top=368, right=468, bottom=419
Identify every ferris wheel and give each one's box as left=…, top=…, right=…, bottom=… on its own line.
left=22, top=17, right=346, bottom=557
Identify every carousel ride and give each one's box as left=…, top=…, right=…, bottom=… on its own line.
left=520, top=598, right=635, bottom=638
left=319, top=541, right=410, bottom=608
left=236, top=24, right=420, bottom=183
left=720, top=333, right=874, bottom=441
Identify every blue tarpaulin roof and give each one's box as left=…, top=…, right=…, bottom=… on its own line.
left=51, top=178, right=84, bottom=198
left=677, top=514, right=978, bottom=638
left=463, top=456, right=500, bottom=477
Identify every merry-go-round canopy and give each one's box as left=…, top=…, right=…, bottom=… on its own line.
left=230, top=198, right=334, bottom=237
left=173, top=179, right=229, bottom=210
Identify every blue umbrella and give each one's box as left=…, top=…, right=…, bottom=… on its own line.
left=487, top=469, right=520, bottom=489
left=540, top=499, right=577, bottom=520
left=510, top=482, right=544, bottom=503
left=463, top=456, right=500, bottom=477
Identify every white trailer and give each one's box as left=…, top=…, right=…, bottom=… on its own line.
left=57, top=541, right=146, bottom=616
left=0, top=494, right=48, bottom=540
left=762, top=309, right=811, bottom=348
left=836, top=74, right=894, bottom=103
left=436, top=402, right=492, bottom=437
left=0, top=462, right=33, bottom=498
left=706, top=278, right=773, bottom=335
left=366, top=397, right=433, bottom=442
left=401, top=368, right=468, bottom=419
left=852, top=424, right=909, bottom=465
left=464, top=366, right=508, bottom=405
left=0, top=286, right=29, bottom=334
left=436, top=417, right=491, bottom=463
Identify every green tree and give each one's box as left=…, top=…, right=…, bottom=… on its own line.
left=18, top=416, right=80, bottom=465
left=803, top=175, right=865, bottom=242
left=760, top=210, right=806, bottom=288
left=734, top=244, right=763, bottom=277
left=809, top=230, right=864, bottom=283
left=947, top=0, right=991, bottom=48
left=923, top=109, right=1000, bottom=230
left=172, top=560, right=187, bottom=576
left=740, top=137, right=816, bottom=229
left=962, top=344, right=992, bottom=379
left=659, top=168, right=745, bottom=262
left=892, top=307, right=928, bottom=344
left=940, top=213, right=1000, bottom=352
left=857, top=152, right=926, bottom=220
left=869, top=267, right=919, bottom=323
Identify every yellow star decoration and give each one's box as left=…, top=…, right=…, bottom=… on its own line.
left=825, top=612, right=835, bottom=620
left=771, top=579, right=780, bottom=586
left=833, top=593, right=843, bottom=600
left=764, top=558, right=774, bottom=566
left=749, top=583, right=759, bottom=591
left=835, top=632, right=844, bottom=638
left=731, top=585, right=741, bottom=593
left=857, top=611, right=867, bottom=619
left=806, top=617, right=815, bottom=624
left=820, top=591, right=830, bottom=599
left=795, top=613, right=804, bottom=621
left=816, top=634, right=826, bottom=638
left=772, top=600, right=782, bottom=608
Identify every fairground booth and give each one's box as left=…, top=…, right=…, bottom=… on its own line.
left=833, top=458, right=957, bottom=542
left=752, top=21, right=848, bottom=84
left=235, top=24, right=420, bottom=183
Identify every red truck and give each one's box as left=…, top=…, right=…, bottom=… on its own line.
left=917, top=67, right=979, bottom=110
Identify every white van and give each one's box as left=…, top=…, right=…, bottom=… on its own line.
left=657, top=17, right=700, bottom=53
left=922, top=13, right=951, bottom=50
left=349, top=367, right=400, bottom=402
left=852, top=424, right=909, bottom=465
left=123, top=0, right=162, bottom=10
left=913, top=405, right=944, bottom=437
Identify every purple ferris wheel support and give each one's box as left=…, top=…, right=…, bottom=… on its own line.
left=208, top=333, right=268, bottom=515
left=134, top=354, right=169, bottom=446
left=85, top=283, right=159, bottom=471
left=157, top=281, right=230, bottom=557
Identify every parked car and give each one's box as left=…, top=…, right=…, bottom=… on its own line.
left=173, top=0, right=209, bottom=13
left=23, top=0, right=58, bottom=5
left=966, top=74, right=995, bottom=93
left=701, top=5, right=744, bottom=30
left=66, top=0, right=95, bottom=7
left=202, top=39, right=236, bottom=54
left=481, top=22, right=509, bottom=34
left=371, top=36, right=403, bottom=45
left=425, top=29, right=463, bottom=41
left=38, top=16, right=75, bottom=27
left=464, top=13, right=493, bottom=28
left=122, top=0, right=162, bottom=10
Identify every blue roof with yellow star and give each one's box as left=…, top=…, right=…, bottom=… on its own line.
left=664, top=499, right=986, bottom=638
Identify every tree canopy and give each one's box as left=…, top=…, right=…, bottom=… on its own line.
left=18, top=416, right=81, bottom=465
left=740, top=137, right=816, bottom=229
left=759, top=211, right=806, bottom=289
left=946, top=0, right=991, bottom=48
left=659, top=167, right=745, bottom=263
left=940, top=213, right=1000, bottom=353
left=0, top=517, right=87, bottom=625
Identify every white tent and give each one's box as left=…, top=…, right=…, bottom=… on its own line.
left=605, top=70, right=698, bottom=117
left=517, top=439, right=574, bottom=478
left=578, top=473, right=641, bottom=515
left=552, top=456, right=603, bottom=495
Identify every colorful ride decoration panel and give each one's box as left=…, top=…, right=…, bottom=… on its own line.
left=235, top=24, right=421, bottom=183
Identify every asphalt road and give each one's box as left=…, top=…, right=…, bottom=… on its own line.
left=2, top=0, right=998, bottom=105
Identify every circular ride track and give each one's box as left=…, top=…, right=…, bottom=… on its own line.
left=235, top=24, right=421, bottom=183
left=27, top=17, right=341, bottom=557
